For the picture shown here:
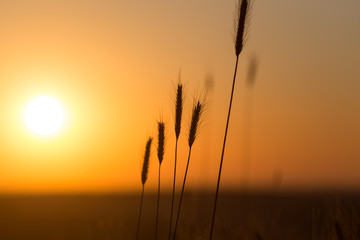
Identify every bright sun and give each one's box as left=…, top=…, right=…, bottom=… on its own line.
left=25, top=96, right=64, bottom=135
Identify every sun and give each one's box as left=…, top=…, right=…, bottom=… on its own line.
left=25, top=96, right=64, bottom=135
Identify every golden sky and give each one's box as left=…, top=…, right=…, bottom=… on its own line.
left=0, top=0, right=359, bottom=193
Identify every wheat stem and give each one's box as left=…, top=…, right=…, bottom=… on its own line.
left=155, top=166, right=161, bottom=240
left=173, top=147, right=192, bottom=240
left=168, top=139, right=178, bottom=240
left=209, top=56, right=239, bottom=240
left=136, top=185, right=145, bottom=240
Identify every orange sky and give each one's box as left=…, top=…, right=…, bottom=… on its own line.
left=0, top=0, right=359, bottom=193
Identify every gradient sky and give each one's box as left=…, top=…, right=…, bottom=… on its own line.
left=0, top=0, right=359, bottom=193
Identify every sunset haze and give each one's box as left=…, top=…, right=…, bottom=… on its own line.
left=1, top=0, right=359, bottom=193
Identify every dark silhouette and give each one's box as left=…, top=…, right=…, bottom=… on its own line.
left=173, top=101, right=203, bottom=240
left=155, top=122, right=165, bottom=240
left=168, top=82, right=183, bottom=240
left=209, top=0, right=251, bottom=239
left=136, top=137, right=152, bottom=240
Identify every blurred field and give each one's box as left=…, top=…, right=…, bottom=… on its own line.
left=1, top=192, right=360, bottom=240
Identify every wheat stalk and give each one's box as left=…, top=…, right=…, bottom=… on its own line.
left=173, top=100, right=203, bottom=240
left=209, top=0, right=251, bottom=239
left=168, top=83, right=183, bottom=240
left=136, top=137, right=152, bottom=240
left=155, top=121, right=165, bottom=240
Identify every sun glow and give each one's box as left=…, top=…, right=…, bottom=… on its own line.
left=25, top=96, right=64, bottom=135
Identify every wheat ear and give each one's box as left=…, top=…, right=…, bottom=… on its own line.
left=136, top=137, right=152, bottom=240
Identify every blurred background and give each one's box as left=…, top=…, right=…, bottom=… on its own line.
left=0, top=0, right=359, bottom=194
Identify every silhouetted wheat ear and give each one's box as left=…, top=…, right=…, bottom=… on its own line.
left=175, top=84, right=183, bottom=139
left=235, top=0, right=249, bottom=56
left=188, top=101, right=202, bottom=148
left=137, top=137, right=152, bottom=240
left=157, top=122, right=165, bottom=164
left=141, top=137, right=152, bottom=185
